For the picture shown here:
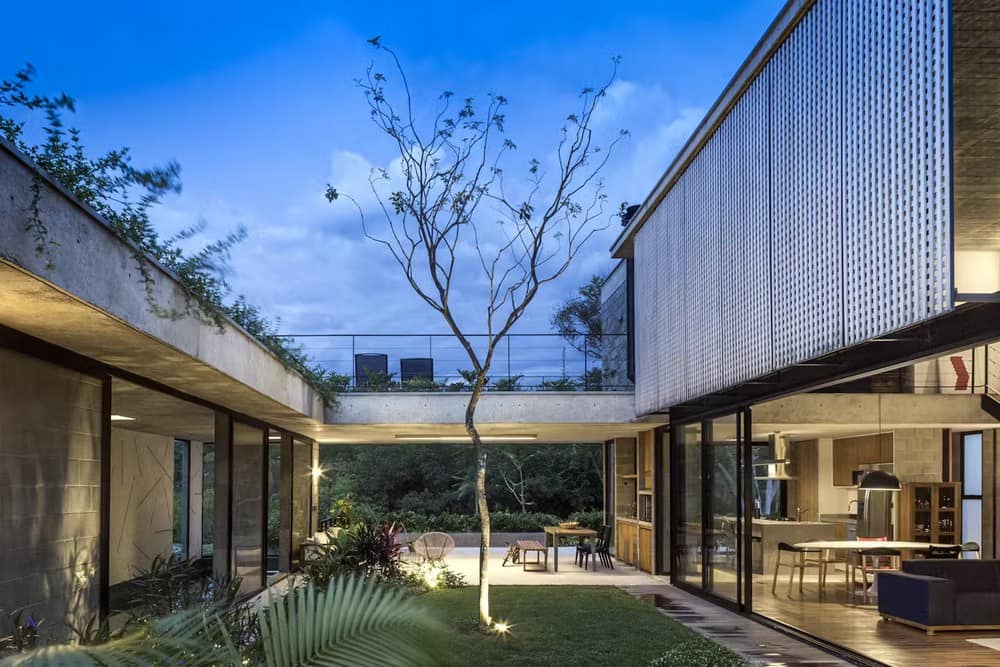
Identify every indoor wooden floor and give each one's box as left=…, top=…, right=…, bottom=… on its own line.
left=752, top=572, right=1000, bottom=666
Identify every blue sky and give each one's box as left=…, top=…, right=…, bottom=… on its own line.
left=2, top=1, right=784, bottom=349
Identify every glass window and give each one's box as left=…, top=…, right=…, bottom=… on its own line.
left=963, top=498, right=983, bottom=547
left=266, top=433, right=282, bottom=580
left=674, top=423, right=702, bottom=588
left=173, top=440, right=189, bottom=558
left=292, top=440, right=313, bottom=569
left=232, top=422, right=265, bottom=594
left=201, top=443, right=215, bottom=558
left=708, top=414, right=740, bottom=603
left=963, top=433, right=983, bottom=496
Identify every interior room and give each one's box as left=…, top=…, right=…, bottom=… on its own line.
left=743, top=345, right=1000, bottom=663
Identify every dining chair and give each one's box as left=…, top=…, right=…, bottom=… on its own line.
left=576, top=525, right=612, bottom=570
left=961, top=541, right=982, bottom=559
left=849, top=547, right=900, bottom=604
left=924, top=545, right=961, bottom=559
left=772, top=542, right=823, bottom=597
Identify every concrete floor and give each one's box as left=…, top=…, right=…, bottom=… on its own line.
left=435, top=546, right=667, bottom=585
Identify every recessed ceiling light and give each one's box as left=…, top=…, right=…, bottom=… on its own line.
left=110, top=415, right=135, bottom=422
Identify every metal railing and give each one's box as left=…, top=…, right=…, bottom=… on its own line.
left=275, top=332, right=632, bottom=392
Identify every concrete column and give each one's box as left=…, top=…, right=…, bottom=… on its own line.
left=188, top=441, right=203, bottom=560
left=213, top=413, right=233, bottom=582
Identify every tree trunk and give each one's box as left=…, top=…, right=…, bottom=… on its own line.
left=466, top=384, right=491, bottom=627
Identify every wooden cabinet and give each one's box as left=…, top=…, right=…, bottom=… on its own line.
left=615, top=520, right=637, bottom=565
left=832, top=433, right=894, bottom=486
left=613, top=433, right=656, bottom=573
left=900, top=482, right=962, bottom=545
left=638, top=526, right=653, bottom=573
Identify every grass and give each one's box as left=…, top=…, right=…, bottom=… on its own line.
left=420, top=586, right=716, bottom=667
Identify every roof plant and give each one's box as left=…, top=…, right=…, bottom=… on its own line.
left=0, top=65, right=346, bottom=405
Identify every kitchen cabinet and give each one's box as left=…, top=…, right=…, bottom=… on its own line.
left=832, top=433, right=894, bottom=486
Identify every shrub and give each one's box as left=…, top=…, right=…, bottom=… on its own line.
left=568, top=509, right=605, bottom=530
left=305, top=523, right=404, bottom=589
left=648, top=639, right=747, bottom=667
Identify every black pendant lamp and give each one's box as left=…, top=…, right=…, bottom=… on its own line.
left=859, top=470, right=900, bottom=491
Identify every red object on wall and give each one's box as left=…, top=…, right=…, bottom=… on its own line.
left=950, top=356, right=970, bottom=391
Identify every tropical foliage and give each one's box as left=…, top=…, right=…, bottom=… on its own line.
left=319, top=443, right=602, bottom=519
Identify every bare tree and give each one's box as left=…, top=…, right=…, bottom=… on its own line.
left=498, top=450, right=539, bottom=513
left=327, top=38, right=626, bottom=627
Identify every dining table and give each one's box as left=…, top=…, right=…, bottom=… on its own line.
left=543, top=525, right=599, bottom=572
left=792, top=540, right=954, bottom=598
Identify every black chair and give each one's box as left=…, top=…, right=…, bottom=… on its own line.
left=400, top=357, right=434, bottom=383
left=576, top=525, right=613, bottom=570
left=354, top=353, right=389, bottom=388
left=924, top=545, right=962, bottom=559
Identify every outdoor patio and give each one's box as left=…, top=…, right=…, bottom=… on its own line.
left=438, top=547, right=665, bottom=586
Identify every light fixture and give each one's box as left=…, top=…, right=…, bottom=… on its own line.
left=110, top=415, right=135, bottom=422
left=311, top=466, right=325, bottom=480
left=859, top=470, right=900, bottom=491
left=268, top=434, right=282, bottom=441
left=394, top=434, right=537, bottom=443
left=492, top=620, right=512, bottom=635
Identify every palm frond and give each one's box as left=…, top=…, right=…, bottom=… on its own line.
left=259, top=577, right=443, bottom=667
left=0, top=608, right=241, bottom=667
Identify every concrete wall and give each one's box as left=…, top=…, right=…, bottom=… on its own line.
left=0, top=141, right=324, bottom=425
left=0, top=348, right=101, bottom=636
left=893, top=428, right=944, bottom=484
left=109, top=428, right=174, bottom=585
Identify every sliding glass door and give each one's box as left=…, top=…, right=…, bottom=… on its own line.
left=671, top=409, right=750, bottom=609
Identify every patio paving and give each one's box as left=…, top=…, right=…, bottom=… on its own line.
left=438, top=546, right=667, bottom=585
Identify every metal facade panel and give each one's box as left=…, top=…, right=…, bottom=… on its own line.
left=720, top=71, right=772, bottom=387
left=633, top=221, right=657, bottom=414
left=683, top=135, right=723, bottom=398
left=841, top=0, right=952, bottom=344
left=660, top=184, right=687, bottom=407
left=631, top=0, right=953, bottom=413
left=770, top=0, right=844, bottom=368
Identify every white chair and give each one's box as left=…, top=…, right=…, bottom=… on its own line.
left=411, top=532, right=456, bottom=563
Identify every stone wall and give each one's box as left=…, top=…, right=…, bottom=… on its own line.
left=109, top=428, right=174, bottom=585
left=0, top=347, right=101, bottom=636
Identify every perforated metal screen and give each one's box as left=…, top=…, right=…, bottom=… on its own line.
left=632, top=0, right=953, bottom=415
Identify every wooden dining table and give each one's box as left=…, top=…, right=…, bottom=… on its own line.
left=543, top=525, right=599, bottom=572
left=792, top=540, right=954, bottom=597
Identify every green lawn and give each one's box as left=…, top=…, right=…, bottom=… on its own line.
left=420, top=586, right=705, bottom=667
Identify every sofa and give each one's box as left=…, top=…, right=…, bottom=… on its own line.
left=878, top=559, right=1000, bottom=634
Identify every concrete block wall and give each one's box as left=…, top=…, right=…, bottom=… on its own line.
left=893, top=428, right=944, bottom=483
left=109, top=428, right=173, bottom=585
left=0, top=347, right=101, bottom=636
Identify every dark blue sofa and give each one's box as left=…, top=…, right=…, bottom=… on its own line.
left=878, top=559, right=1000, bottom=634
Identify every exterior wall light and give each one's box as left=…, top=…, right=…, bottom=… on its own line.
left=110, top=415, right=135, bottom=421
left=311, top=466, right=324, bottom=480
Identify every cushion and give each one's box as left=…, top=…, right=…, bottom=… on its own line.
left=955, top=592, right=1000, bottom=625
left=313, top=531, right=329, bottom=544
